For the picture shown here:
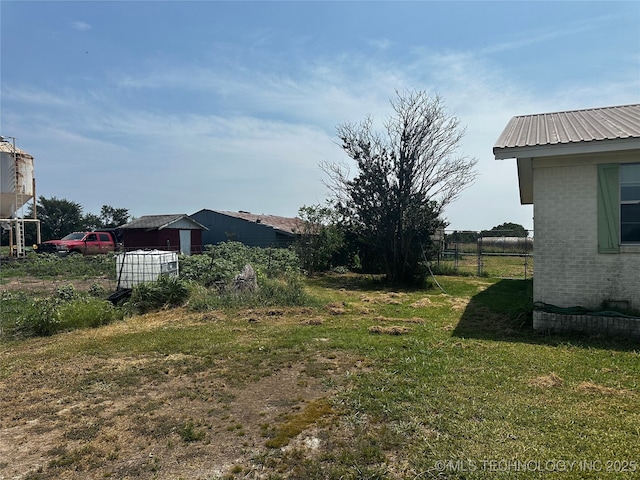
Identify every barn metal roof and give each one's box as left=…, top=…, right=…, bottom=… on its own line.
left=494, top=104, right=640, bottom=159
left=120, top=214, right=207, bottom=230
left=214, top=210, right=303, bottom=236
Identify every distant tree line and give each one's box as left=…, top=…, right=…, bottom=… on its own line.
left=446, top=222, right=530, bottom=244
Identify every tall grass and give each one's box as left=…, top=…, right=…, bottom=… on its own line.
left=128, top=275, right=191, bottom=314
left=1, top=243, right=310, bottom=338
left=8, top=292, right=120, bottom=338
left=186, top=270, right=314, bottom=311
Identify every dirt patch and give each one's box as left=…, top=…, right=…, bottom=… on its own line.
left=372, top=315, right=424, bottom=324
left=409, top=297, right=433, bottom=308
left=529, top=373, right=564, bottom=388
left=360, top=292, right=406, bottom=305
left=0, top=275, right=116, bottom=295
left=325, top=302, right=347, bottom=315
left=576, top=381, right=631, bottom=396
left=0, top=312, right=363, bottom=480
left=368, top=325, right=412, bottom=335
left=447, top=296, right=471, bottom=311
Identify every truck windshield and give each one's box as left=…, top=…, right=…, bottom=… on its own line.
left=61, top=233, right=86, bottom=240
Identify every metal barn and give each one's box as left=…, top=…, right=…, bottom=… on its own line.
left=190, top=209, right=302, bottom=248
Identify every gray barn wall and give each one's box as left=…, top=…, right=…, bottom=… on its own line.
left=190, top=210, right=294, bottom=248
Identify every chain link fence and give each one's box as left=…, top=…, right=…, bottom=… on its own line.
left=435, top=230, right=533, bottom=279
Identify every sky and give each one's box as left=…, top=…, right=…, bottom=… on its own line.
left=1, top=1, right=639, bottom=233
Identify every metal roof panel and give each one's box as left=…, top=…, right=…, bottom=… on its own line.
left=120, top=214, right=207, bottom=230
left=214, top=211, right=303, bottom=235
left=494, top=104, right=640, bottom=156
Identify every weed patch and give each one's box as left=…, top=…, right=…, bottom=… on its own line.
left=576, top=381, right=632, bottom=396
left=179, top=421, right=207, bottom=442
left=368, top=325, right=412, bottom=335
left=529, top=372, right=564, bottom=388
left=264, top=398, right=333, bottom=448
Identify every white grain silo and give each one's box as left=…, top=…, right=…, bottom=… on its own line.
left=0, top=136, right=40, bottom=256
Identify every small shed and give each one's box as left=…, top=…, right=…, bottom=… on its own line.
left=119, top=214, right=207, bottom=255
left=190, top=209, right=302, bottom=248
left=494, top=103, right=640, bottom=338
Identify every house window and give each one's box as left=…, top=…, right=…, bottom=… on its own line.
left=620, top=163, right=640, bottom=243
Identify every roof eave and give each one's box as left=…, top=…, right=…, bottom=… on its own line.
left=157, top=216, right=209, bottom=231
left=517, top=158, right=533, bottom=205
left=494, top=137, right=640, bottom=160
left=274, top=228, right=296, bottom=237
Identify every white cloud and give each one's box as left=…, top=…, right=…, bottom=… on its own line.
left=2, top=85, right=71, bottom=108
left=0, top=53, right=560, bottom=226
left=366, top=37, right=393, bottom=51
left=71, top=21, right=91, bottom=31
left=5, top=21, right=638, bottom=228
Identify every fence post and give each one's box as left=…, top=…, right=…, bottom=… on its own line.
left=524, top=235, right=532, bottom=280
left=476, top=237, right=483, bottom=276
left=454, top=242, right=459, bottom=271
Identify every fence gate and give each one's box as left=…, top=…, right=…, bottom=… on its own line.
left=439, top=231, right=533, bottom=279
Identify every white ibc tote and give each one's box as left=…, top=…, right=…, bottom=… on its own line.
left=116, top=250, right=179, bottom=289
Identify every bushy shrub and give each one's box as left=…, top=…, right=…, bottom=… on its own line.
left=56, top=298, right=119, bottom=330
left=257, top=271, right=309, bottom=306
left=179, top=255, right=240, bottom=287
left=14, top=296, right=119, bottom=337
left=2, top=243, right=308, bottom=338
left=55, top=284, right=78, bottom=301
left=184, top=283, right=218, bottom=312
left=179, top=242, right=311, bottom=311
left=179, top=242, right=301, bottom=286
left=15, top=299, right=61, bottom=337
left=187, top=269, right=313, bottom=311
left=129, top=275, right=191, bottom=314
left=88, top=283, right=106, bottom=297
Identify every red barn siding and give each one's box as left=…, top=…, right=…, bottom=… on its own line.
left=122, top=229, right=203, bottom=254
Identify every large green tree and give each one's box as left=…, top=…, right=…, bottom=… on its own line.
left=481, top=222, right=529, bottom=238
left=33, top=196, right=85, bottom=241
left=322, top=91, right=477, bottom=284
left=294, top=204, right=344, bottom=275
left=99, top=205, right=130, bottom=228
left=26, top=197, right=130, bottom=242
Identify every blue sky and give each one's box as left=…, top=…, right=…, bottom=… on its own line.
left=1, top=1, right=639, bottom=232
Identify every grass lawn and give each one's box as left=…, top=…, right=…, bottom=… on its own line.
left=436, top=253, right=533, bottom=278
left=0, top=274, right=638, bottom=479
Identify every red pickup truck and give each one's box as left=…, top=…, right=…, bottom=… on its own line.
left=36, top=230, right=120, bottom=255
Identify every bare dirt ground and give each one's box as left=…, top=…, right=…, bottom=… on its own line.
left=0, top=309, right=367, bottom=480
left=0, top=275, right=116, bottom=295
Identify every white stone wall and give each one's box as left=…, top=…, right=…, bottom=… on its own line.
left=533, top=160, right=640, bottom=314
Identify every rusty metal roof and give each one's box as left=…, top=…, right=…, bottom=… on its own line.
left=120, top=214, right=207, bottom=230
left=494, top=104, right=640, bottom=159
left=215, top=211, right=303, bottom=235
